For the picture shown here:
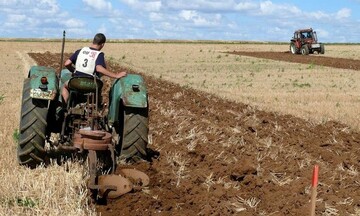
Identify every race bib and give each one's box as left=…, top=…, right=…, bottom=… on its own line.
left=75, top=47, right=102, bottom=76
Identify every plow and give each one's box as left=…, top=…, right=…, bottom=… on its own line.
left=17, top=31, right=150, bottom=201
left=75, top=129, right=149, bottom=200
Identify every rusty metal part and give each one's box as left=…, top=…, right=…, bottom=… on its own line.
left=73, top=129, right=112, bottom=151
left=119, top=169, right=150, bottom=188
left=78, top=129, right=107, bottom=139
left=87, top=150, right=127, bottom=199
left=46, top=145, right=78, bottom=154
left=88, top=150, right=98, bottom=189
left=97, top=175, right=133, bottom=199
left=87, top=149, right=134, bottom=199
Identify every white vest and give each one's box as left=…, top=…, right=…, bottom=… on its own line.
left=75, top=47, right=102, bottom=76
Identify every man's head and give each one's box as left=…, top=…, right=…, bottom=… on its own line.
left=93, top=33, right=106, bottom=48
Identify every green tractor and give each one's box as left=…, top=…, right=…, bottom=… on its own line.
left=17, top=33, right=149, bottom=199
left=18, top=67, right=148, bottom=166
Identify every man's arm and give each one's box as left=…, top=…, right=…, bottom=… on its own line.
left=64, top=49, right=80, bottom=73
left=64, top=59, right=75, bottom=72
left=96, top=65, right=127, bottom=79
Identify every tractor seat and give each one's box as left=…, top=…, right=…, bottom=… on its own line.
left=68, top=76, right=103, bottom=93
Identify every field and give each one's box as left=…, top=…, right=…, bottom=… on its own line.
left=1, top=41, right=360, bottom=215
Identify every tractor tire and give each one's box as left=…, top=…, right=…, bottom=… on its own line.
left=320, top=44, right=325, bottom=54
left=301, top=45, right=309, bottom=55
left=290, top=43, right=299, bottom=54
left=18, top=78, right=48, bottom=168
left=119, top=107, right=148, bottom=162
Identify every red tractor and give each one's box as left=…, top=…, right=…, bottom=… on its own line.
left=290, top=28, right=325, bottom=55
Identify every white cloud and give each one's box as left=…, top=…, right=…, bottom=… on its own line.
left=178, top=10, right=221, bottom=27
left=149, top=12, right=163, bottom=21
left=128, top=19, right=144, bottom=28
left=82, top=0, right=123, bottom=19
left=0, top=0, right=90, bottom=38
left=66, top=28, right=92, bottom=37
left=162, top=0, right=238, bottom=12
left=82, top=0, right=112, bottom=11
left=2, top=0, right=61, bottom=28
left=63, top=18, right=86, bottom=29
left=234, top=2, right=257, bottom=11
left=259, top=1, right=276, bottom=15
left=7, top=14, right=27, bottom=23
left=336, top=8, right=351, bottom=19
left=179, top=10, right=196, bottom=21
left=303, top=7, right=351, bottom=21
left=121, top=0, right=161, bottom=11
left=257, top=1, right=302, bottom=18
left=305, top=10, right=329, bottom=20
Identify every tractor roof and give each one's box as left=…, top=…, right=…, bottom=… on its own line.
left=294, top=28, right=313, bottom=33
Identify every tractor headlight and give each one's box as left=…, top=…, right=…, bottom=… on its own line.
left=39, top=76, right=48, bottom=91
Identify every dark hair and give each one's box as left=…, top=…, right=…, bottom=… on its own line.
left=93, top=33, right=106, bottom=45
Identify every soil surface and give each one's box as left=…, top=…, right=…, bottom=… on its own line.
left=29, top=52, right=360, bottom=215
left=228, top=51, right=360, bottom=70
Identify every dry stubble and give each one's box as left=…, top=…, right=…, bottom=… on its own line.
left=0, top=41, right=96, bottom=215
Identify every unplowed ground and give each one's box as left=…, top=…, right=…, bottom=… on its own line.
left=30, top=52, right=360, bottom=215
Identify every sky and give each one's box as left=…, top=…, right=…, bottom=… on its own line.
left=0, top=0, right=360, bottom=43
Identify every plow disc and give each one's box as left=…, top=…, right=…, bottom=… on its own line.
left=74, top=129, right=149, bottom=200
left=97, top=175, right=133, bottom=198
left=98, top=169, right=150, bottom=198
left=120, top=169, right=150, bottom=188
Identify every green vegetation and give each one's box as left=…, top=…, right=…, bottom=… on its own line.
left=16, top=197, right=38, bottom=208
left=307, top=61, right=316, bottom=69
left=0, top=94, right=4, bottom=104
left=13, top=129, right=19, bottom=141
left=292, top=80, right=311, bottom=88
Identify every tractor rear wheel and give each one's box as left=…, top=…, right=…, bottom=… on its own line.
left=18, top=78, right=48, bottom=168
left=301, top=45, right=309, bottom=55
left=118, top=107, right=148, bottom=162
left=290, top=43, right=299, bottom=54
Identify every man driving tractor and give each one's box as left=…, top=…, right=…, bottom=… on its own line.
left=61, top=33, right=127, bottom=105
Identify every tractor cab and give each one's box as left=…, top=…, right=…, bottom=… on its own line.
left=293, top=28, right=318, bottom=43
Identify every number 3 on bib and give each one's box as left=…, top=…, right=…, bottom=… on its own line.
left=75, top=47, right=102, bottom=76
left=82, top=58, right=88, bottom=67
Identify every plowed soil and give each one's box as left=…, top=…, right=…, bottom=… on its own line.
left=228, top=51, right=360, bottom=70
left=29, top=52, right=360, bottom=215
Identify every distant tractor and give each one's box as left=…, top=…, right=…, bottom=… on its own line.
left=290, top=28, right=325, bottom=55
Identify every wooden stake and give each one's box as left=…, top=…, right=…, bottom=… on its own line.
left=310, top=165, right=319, bottom=216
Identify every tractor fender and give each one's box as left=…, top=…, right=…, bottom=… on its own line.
left=57, top=69, right=72, bottom=102
left=108, top=74, right=148, bottom=124
left=59, top=69, right=73, bottom=87
left=27, top=66, right=58, bottom=100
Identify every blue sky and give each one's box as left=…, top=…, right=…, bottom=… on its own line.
left=0, top=0, right=359, bottom=42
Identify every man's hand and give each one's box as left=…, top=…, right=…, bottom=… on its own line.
left=96, top=65, right=127, bottom=79
left=116, top=71, right=127, bottom=79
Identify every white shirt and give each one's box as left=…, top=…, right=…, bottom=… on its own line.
left=75, top=47, right=102, bottom=76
